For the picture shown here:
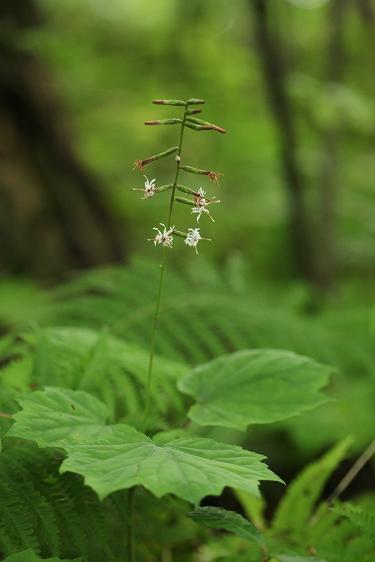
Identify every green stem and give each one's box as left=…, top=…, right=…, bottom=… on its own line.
left=127, top=487, right=135, bottom=562
left=142, top=107, right=188, bottom=433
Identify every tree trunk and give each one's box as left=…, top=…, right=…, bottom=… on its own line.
left=248, top=0, right=315, bottom=282
left=0, top=0, right=125, bottom=278
left=316, top=0, right=349, bottom=290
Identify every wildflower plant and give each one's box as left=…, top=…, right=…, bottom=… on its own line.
left=133, top=97, right=224, bottom=255
left=0, top=97, right=335, bottom=562
left=132, top=97, right=226, bottom=431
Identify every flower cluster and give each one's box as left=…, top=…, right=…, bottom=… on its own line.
left=192, top=188, right=220, bottom=223
left=148, top=224, right=174, bottom=248
left=132, top=97, right=225, bottom=255
left=133, top=176, right=156, bottom=199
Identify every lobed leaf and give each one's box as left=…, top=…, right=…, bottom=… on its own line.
left=6, top=387, right=109, bottom=449
left=179, top=349, right=333, bottom=430
left=5, top=388, right=282, bottom=504
left=61, top=426, right=281, bottom=503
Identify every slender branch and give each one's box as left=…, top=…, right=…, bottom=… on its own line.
left=328, top=439, right=375, bottom=504
left=141, top=106, right=188, bottom=433
left=0, top=412, right=13, bottom=419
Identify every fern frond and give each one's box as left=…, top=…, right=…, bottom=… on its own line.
left=332, top=503, right=375, bottom=545
left=0, top=444, right=115, bottom=561
left=271, top=438, right=352, bottom=539
left=2, top=326, right=188, bottom=430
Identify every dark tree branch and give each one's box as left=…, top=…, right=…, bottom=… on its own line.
left=316, top=0, right=349, bottom=290
left=356, top=0, right=375, bottom=26
left=0, top=0, right=125, bottom=276
left=249, top=0, right=314, bottom=282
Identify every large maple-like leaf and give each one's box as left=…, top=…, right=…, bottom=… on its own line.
left=61, top=425, right=281, bottom=502
left=5, top=387, right=282, bottom=504
left=178, top=349, right=333, bottom=430
left=6, top=387, right=109, bottom=449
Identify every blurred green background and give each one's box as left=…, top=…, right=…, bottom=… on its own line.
left=1, top=0, right=374, bottom=287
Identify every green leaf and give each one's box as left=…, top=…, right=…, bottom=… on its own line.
left=179, top=349, right=333, bottom=430
left=9, top=326, right=188, bottom=428
left=187, top=506, right=264, bottom=545
left=331, top=503, right=375, bottom=544
left=234, top=488, right=266, bottom=531
left=272, top=438, right=352, bottom=536
left=61, top=425, right=282, bottom=503
left=3, top=549, right=80, bottom=562
left=6, top=387, right=109, bottom=449
left=5, top=387, right=282, bottom=504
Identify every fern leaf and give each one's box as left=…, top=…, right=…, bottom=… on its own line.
left=271, top=438, right=352, bottom=537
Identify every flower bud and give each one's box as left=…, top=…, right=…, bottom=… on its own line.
left=145, top=119, right=183, bottom=126
left=185, top=122, right=210, bottom=132
left=187, top=108, right=202, bottom=115
left=153, top=99, right=187, bottom=106
left=186, top=117, right=226, bottom=134
left=187, top=98, right=205, bottom=105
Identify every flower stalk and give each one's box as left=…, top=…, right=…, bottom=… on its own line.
left=141, top=104, right=188, bottom=432
left=132, top=98, right=225, bottom=433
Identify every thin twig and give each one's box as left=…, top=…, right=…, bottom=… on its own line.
left=328, top=439, right=375, bottom=504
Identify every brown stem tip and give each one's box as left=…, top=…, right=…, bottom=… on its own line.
left=208, top=171, right=223, bottom=185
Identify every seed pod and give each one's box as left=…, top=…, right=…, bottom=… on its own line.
left=133, top=146, right=179, bottom=171
left=175, top=196, right=194, bottom=206
left=156, top=184, right=174, bottom=193
left=153, top=99, right=187, bottom=106
left=185, top=122, right=211, bottom=132
left=187, top=108, right=202, bottom=115
left=173, top=229, right=188, bottom=238
left=145, top=119, right=183, bottom=126
left=180, top=165, right=210, bottom=175
left=176, top=184, right=197, bottom=195
left=179, top=166, right=223, bottom=185
left=186, top=117, right=226, bottom=134
left=187, top=98, right=205, bottom=105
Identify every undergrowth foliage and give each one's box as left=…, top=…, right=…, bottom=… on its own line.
left=0, top=99, right=373, bottom=562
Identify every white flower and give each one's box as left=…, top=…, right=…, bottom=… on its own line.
left=191, top=187, right=219, bottom=223
left=148, top=223, right=174, bottom=248
left=133, top=176, right=156, bottom=198
left=184, top=228, right=203, bottom=254
left=143, top=176, right=156, bottom=198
